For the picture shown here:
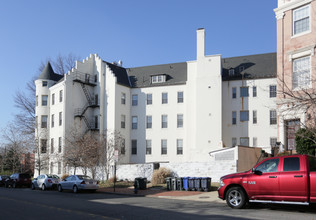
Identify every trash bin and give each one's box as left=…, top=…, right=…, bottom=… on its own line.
left=201, top=177, right=212, bottom=192
left=176, top=177, right=183, bottom=191
left=182, top=177, right=189, bottom=191
left=134, top=177, right=147, bottom=190
left=165, top=177, right=172, bottom=191
left=194, top=177, right=202, bottom=191
left=171, top=178, right=177, bottom=190
left=188, top=177, right=195, bottom=191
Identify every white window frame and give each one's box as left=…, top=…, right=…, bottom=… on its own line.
left=177, top=139, right=183, bottom=155
left=293, top=56, right=311, bottom=90
left=132, top=94, right=138, bottom=106
left=146, top=140, right=152, bottom=155
left=161, top=139, right=167, bottom=155
left=162, top=115, right=168, bottom=128
left=146, top=115, right=152, bottom=129
left=152, top=75, right=166, bottom=83
left=293, top=4, right=310, bottom=36
left=132, top=116, right=138, bottom=129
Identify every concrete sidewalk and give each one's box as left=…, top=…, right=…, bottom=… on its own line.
left=98, top=186, right=224, bottom=203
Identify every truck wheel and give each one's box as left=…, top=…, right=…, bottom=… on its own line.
left=226, top=187, right=247, bottom=209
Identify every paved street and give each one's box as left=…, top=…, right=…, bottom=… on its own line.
left=0, top=187, right=316, bottom=220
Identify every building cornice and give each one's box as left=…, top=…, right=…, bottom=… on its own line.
left=274, top=0, right=314, bottom=20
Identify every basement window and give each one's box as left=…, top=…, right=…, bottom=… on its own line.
left=152, top=75, right=166, bottom=83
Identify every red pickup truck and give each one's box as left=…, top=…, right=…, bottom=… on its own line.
left=218, top=154, right=316, bottom=208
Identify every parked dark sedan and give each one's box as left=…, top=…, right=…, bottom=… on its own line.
left=5, top=173, right=32, bottom=188
left=0, top=175, right=9, bottom=186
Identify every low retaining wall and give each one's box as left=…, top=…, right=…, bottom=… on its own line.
left=115, top=160, right=236, bottom=183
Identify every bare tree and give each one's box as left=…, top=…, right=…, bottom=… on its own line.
left=64, top=129, right=101, bottom=178
left=64, top=129, right=124, bottom=180
left=13, top=53, right=81, bottom=136
left=277, top=63, right=316, bottom=153
left=1, top=123, right=30, bottom=173
left=99, top=130, right=125, bottom=180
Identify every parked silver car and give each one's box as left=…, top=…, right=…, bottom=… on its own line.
left=57, top=175, right=99, bottom=193
left=32, top=174, right=60, bottom=190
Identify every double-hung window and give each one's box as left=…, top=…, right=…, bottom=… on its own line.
left=270, top=110, right=277, bottom=125
left=121, top=115, right=126, bottom=128
left=59, top=112, right=62, bottom=126
left=41, top=115, right=48, bottom=128
left=253, top=110, right=257, bottom=124
left=147, top=94, right=152, bottom=105
left=42, top=95, right=48, bottom=106
left=177, top=139, right=183, bottom=155
left=293, top=5, right=310, bottom=36
left=52, top=94, right=55, bottom=105
left=162, top=93, right=168, bottom=104
left=131, top=140, right=137, bottom=155
left=132, top=116, right=138, bottom=129
left=162, top=115, right=168, bottom=128
left=59, top=90, right=63, bottom=102
left=146, top=116, right=152, bottom=129
left=161, top=139, right=167, bottom=155
left=132, top=94, right=138, bottom=106
left=232, top=87, right=237, bottom=99
left=253, top=86, right=257, bottom=97
left=177, top=91, right=184, bottom=103
left=177, top=114, right=183, bottom=128
left=146, top=140, right=152, bottom=155
left=269, top=85, right=277, bottom=98
left=232, top=111, right=237, bottom=125
left=293, top=56, right=311, bottom=89
left=121, top=93, right=126, bottom=105
left=51, top=114, right=54, bottom=128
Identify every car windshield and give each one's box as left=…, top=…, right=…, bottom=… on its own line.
left=77, top=175, right=92, bottom=180
left=47, top=175, right=60, bottom=179
left=20, top=174, right=31, bottom=178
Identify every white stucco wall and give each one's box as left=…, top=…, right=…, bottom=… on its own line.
left=222, top=78, right=278, bottom=153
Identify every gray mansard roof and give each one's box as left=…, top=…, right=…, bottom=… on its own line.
left=101, top=53, right=276, bottom=88
left=38, top=62, right=64, bottom=81
left=127, top=62, right=187, bottom=88
left=222, top=53, right=276, bottom=81
left=104, top=61, right=131, bottom=87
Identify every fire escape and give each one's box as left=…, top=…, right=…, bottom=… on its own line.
left=73, top=72, right=99, bottom=131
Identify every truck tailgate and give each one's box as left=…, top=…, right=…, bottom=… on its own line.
left=310, top=172, right=316, bottom=203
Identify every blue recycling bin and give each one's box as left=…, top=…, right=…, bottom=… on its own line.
left=194, top=177, right=202, bottom=191
left=188, top=177, right=195, bottom=191
left=182, top=177, right=189, bottom=191
left=201, top=177, right=212, bottom=191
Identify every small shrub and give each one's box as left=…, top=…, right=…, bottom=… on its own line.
left=151, top=167, right=172, bottom=185
left=60, top=174, right=69, bottom=180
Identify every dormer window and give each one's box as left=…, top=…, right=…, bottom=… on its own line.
left=152, top=75, right=166, bottom=84
left=229, top=69, right=234, bottom=76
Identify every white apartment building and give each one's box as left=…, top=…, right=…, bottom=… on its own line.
left=34, top=29, right=277, bottom=177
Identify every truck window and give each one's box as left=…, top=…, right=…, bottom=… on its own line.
left=256, top=158, right=279, bottom=173
left=283, top=157, right=300, bottom=171
left=308, top=157, right=316, bottom=172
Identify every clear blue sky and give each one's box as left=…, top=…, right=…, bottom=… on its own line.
left=0, top=0, right=277, bottom=132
